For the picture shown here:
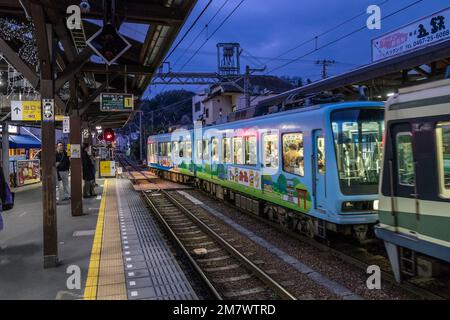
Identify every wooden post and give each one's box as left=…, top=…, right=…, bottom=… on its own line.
left=31, top=2, right=58, bottom=267
left=70, top=115, right=83, bottom=216
left=2, top=123, right=9, bottom=183
left=70, top=79, right=83, bottom=216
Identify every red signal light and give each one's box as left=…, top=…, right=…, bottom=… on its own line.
left=103, top=128, right=115, bottom=142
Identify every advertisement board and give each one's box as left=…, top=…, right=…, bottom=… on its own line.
left=372, top=7, right=450, bottom=62
left=15, top=160, right=41, bottom=187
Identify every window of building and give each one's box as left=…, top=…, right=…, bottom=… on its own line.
left=233, top=137, right=244, bottom=164
left=436, top=122, right=450, bottom=198
left=232, top=105, right=237, bottom=112
left=212, top=138, right=219, bottom=162
left=196, top=140, right=202, bottom=160
left=205, top=108, right=209, bottom=118
left=396, top=133, right=415, bottom=186
left=245, top=136, right=257, bottom=165
left=203, top=139, right=210, bottom=160
left=263, top=134, right=279, bottom=168
left=222, top=138, right=232, bottom=163
left=282, top=133, right=304, bottom=176
left=195, top=102, right=201, bottom=112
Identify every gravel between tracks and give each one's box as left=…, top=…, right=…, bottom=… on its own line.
left=176, top=189, right=419, bottom=300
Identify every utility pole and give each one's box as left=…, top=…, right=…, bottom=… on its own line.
left=316, top=59, right=335, bottom=79
left=245, top=65, right=266, bottom=109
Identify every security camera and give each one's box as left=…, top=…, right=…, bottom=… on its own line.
left=79, top=0, right=90, bottom=13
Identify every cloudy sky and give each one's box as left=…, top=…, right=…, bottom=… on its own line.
left=120, top=0, right=449, bottom=98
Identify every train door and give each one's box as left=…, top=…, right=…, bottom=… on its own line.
left=390, top=123, right=418, bottom=235
left=313, top=130, right=326, bottom=210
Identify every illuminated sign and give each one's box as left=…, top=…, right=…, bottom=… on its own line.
left=372, top=7, right=450, bottom=62
left=11, top=101, right=42, bottom=121
left=100, top=93, right=134, bottom=112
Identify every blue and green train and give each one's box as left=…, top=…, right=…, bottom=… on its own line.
left=147, top=101, right=385, bottom=241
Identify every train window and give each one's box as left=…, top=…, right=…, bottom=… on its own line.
left=173, top=142, right=179, bottom=158
left=331, top=108, right=384, bottom=195
left=159, top=142, right=164, bottom=156
left=196, top=140, right=202, bottom=160
left=222, top=138, right=232, bottom=163
left=436, top=122, right=450, bottom=198
left=166, top=142, right=172, bottom=157
left=179, top=141, right=185, bottom=158
left=233, top=137, right=244, bottom=164
left=203, top=139, right=210, bottom=160
left=186, top=141, right=192, bottom=158
left=282, top=133, right=304, bottom=176
left=396, top=133, right=415, bottom=186
left=245, top=136, right=257, bottom=165
left=317, top=136, right=325, bottom=174
left=212, top=138, right=219, bottom=162
left=263, top=134, right=279, bottom=168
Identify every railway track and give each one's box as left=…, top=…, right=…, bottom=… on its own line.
left=116, top=157, right=448, bottom=300
left=117, top=156, right=296, bottom=300
left=190, top=188, right=449, bottom=300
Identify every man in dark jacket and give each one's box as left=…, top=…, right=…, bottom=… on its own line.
left=56, top=142, right=70, bottom=201
left=82, top=143, right=96, bottom=198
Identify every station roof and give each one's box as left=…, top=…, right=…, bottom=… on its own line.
left=258, top=39, right=450, bottom=108
left=0, top=0, right=198, bottom=128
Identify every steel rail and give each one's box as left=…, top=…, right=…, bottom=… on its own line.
left=160, top=190, right=297, bottom=300
left=142, top=191, right=223, bottom=300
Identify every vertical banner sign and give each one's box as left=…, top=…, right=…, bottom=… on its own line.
left=372, top=7, right=450, bottom=62
left=42, top=99, right=55, bottom=122
left=63, top=116, right=70, bottom=133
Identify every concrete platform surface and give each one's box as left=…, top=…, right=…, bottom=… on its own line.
left=0, top=180, right=105, bottom=300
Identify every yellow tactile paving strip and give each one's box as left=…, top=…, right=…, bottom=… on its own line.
left=83, top=179, right=127, bottom=300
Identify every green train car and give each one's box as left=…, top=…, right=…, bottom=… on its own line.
left=375, top=79, right=450, bottom=282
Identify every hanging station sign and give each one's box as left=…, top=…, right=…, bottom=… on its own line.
left=11, top=101, right=41, bottom=121
left=100, top=93, right=134, bottom=112
left=372, top=7, right=450, bottom=62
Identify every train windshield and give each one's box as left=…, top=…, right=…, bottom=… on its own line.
left=331, top=108, right=384, bottom=195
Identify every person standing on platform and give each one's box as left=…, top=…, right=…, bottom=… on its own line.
left=56, top=142, right=71, bottom=202
left=82, top=143, right=96, bottom=198
left=0, top=166, right=14, bottom=232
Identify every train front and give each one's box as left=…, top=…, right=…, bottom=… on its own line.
left=326, top=103, right=385, bottom=241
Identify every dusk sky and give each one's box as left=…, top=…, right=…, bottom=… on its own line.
left=120, top=0, right=449, bottom=98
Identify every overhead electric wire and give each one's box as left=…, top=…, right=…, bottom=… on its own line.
left=266, top=0, right=424, bottom=75
left=177, top=0, right=246, bottom=73
left=164, top=0, right=214, bottom=63
left=172, top=0, right=231, bottom=68
left=261, top=0, right=391, bottom=67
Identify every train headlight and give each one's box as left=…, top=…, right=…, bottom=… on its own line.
left=373, top=200, right=379, bottom=211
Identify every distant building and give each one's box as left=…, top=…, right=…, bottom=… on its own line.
left=192, top=75, right=293, bottom=125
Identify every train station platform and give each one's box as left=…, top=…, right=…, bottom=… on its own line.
left=0, top=177, right=197, bottom=300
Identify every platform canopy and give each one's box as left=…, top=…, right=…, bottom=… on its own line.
left=258, top=39, right=450, bottom=109
left=0, top=0, right=197, bottom=128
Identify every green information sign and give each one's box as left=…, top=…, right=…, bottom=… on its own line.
left=100, top=93, right=134, bottom=112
